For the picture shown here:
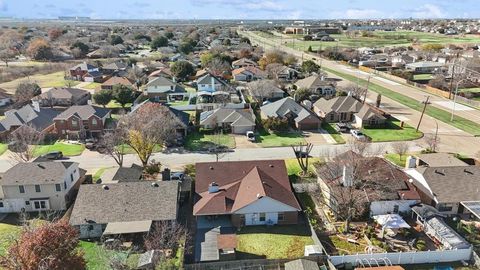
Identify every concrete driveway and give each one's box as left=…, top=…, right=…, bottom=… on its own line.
left=303, top=130, right=335, bottom=145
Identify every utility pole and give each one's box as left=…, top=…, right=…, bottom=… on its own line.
left=417, top=96, right=430, bottom=132
left=363, top=76, right=371, bottom=104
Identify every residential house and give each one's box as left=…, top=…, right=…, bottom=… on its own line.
left=199, top=107, right=256, bottom=134
left=405, top=161, right=480, bottom=216
left=232, top=66, right=266, bottom=82
left=83, top=70, right=105, bottom=83
left=272, top=66, right=299, bottom=81
left=294, top=75, right=336, bottom=97
left=316, top=151, right=420, bottom=218
left=405, top=61, right=444, bottom=73
left=313, top=96, right=363, bottom=123
left=248, top=80, right=285, bottom=102
left=144, top=76, right=186, bottom=102
left=69, top=62, right=98, bottom=81
left=69, top=181, right=179, bottom=239
left=391, top=54, right=416, bottom=68
left=353, top=104, right=387, bottom=128
left=232, top=58, right=258, bottom=69
left=148, top=67, right=173, bottom=79
left=196, top=73, right=231, bottom=93
left=194, top=160, right=302, bottom=227
left=102, top=61, right=128, bottom=75
left=0, top=162, right=84, bottom=213
left=32, top=87, right=91, bottom=107
left=0, top=104, right=59, bottom=140
left=260, top=97, right=321, bottom=130
left=101, top=76, right=135, bottom=91
left=54, top=105, right=111, bottom=139
left=0, top=88, right=12, bottom=107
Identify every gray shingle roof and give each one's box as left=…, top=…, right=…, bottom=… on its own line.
left=313, top=96, right=363, bottom=114
left=0, top=105, right=60, bottom=132
left=113, top=164, right=144, bottom=182
left=285, top=259, right=320, bottom=270
left=261, top=97, right=318, bottom=123
left=33, top=87, right=89, bottom=101
left=200, top=108, right=255, bottom=127
left=54, top=105, right=111, bottom=120
left=69, top=181, right=179, bottom=226
left=355, top=104, right=386, bottom=120
left=0, top=162, right=76, bottom=185
left=295, top=75, right=332, bottom=89
left=145, top=76, right=185, bottom=93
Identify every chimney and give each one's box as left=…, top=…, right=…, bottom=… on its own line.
left=405, top=156, right=417, bottom=169
left=342, top=165, right=353, bottom=187
left=32, top=101, right=40, bottom=112
left=208, top=182, right=219, bottom=193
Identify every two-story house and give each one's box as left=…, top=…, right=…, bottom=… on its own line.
left=69, top=62, right=98, bottom=81
left=0, top=162, right=84, bottom=213
left=54, top=105, right=111, bottom=139
left=144, top=76, right=186, bottom=102
left=196, top=73, right=230, bottom=93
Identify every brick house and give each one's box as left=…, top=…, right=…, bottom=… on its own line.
left=69, top=63, right=98, bottom=81
left=54, top=105, right=111, bottom=139
left=194, top=160, right=301, bottom=227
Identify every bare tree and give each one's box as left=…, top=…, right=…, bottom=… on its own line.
left=338, top=83, right=367, bottom=99
left=144, top=221, right=189, bottom=266
left=423, top=133, right=440, bottom=152
left=247, top=80, right=282, bottom=103
left=347, top=138, right=384, bottom=157
left=99, top=128, right=128, bottom=167
left=292, top=143, right=313, bottom=176
left=391, top=141, right=409, bottom=163
left=207, top=58, right=230, bottom=77
left=9, top=125, right=44, bottom=162
left=209, top=130, right=228, bottom=162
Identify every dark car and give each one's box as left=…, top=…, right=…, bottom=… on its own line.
left=42, top=151, right=63, bottom=160
left=335, top=122, right=353, bottom=133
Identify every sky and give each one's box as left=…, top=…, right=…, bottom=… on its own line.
left=0, top=0, right=479, bottom=20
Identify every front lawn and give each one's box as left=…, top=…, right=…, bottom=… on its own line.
left=413, top=74, right=433, bottom=81
left=361, top=120, right=423, bottom=142
left=33, top=142, right=85, bottom=157
left=83, top=82, right=102, bottom=90
left=106, top=100, right=132, bottom=109
left=184, top=131, right=235, bottom=151
left=322, top=123, right=346, bottom=144
left=236, top=225, right=314, bottom=259
left=117, top=143, right=163, bottom=155
left=257, top=131, right=306, bottom=147
left=0, top=223, right=21, bottom=256
left=285, top=158, right=321, bottom=182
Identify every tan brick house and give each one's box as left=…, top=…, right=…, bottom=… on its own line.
left=54, top=105, right=111, bottom=139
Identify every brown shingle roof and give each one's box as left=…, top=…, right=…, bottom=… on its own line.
left=102, top=76, right=134, bottom=87
left=194, top=160, right=301, bottom=215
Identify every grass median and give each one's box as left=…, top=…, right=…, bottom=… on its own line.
left=324, top=67, right=480, bottom=136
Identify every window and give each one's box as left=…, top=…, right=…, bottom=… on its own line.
left=92, top=118, right=97, bottom=126
left=278, top=213, right=285, bottom=221
left=35, top=185, right=41, bottom=193
left=0, top=201, right=3, bottom=208
left=393, top=205, right=399, bottom=214
left=19, top=185, right=25, bottom=194
left=64, top=181, right=67, bottom=189
left=330, top=114, right=334, bottom=121
left=33, top=201, right=47, bottom=210
left=55, top=184, right=61, bottom=192
left=88, top=225, right=94, bottom=231
left=25, top=201, right=30, bottom=205
left=72, top=120, right=78, bottom=127
left=259, top=213, right=266, bottom=222
left=70, top=174, right=74, bottom=182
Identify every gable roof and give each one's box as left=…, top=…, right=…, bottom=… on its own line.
left=69, top=181, right=179, bottom=226
left=355, top=104, right=386, bottom=120
left=313, top=96, right=363, bottom=114
left=0, top=162, right=76, bottom=185
left=232, top=66, right=266, bottom=77
left=0, top=105, right=60, bottom=132
left=261, top=97, right=319, bottom=124
left=200, top=108, right=255, bottom=127
left=70, top=63, right=96, bottom=71
left=113, top=164, right=144, bottom=182
left=102, top=76, right=135, bottom=87
left=196, top=73, right=228, bottom=86
left=295, top=75, right=332, bottom=89
left=54, top=105, right=111, bottom=120
left=232, top=58, right=257, bottom=67
left=32, top=87, right=89, bottom=101
left=194, top=160, right=301, bottom=216
left=145, top=76, right=185, bottom=93
left=103, top=61, right=127, bottom=70
left=417, top=153, right=469, bottom=167
left=285, top=259, right=320, bottom=270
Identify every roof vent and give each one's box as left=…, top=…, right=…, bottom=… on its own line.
left=269, top=164, right=274, bottom=168
left=37, top=164, right=45, bottom=169
left=256, top=193, right=263, bottom=199
left=151, top=182, right=159, bottom=187
left=102, top=185, right=109, bottom=190
left=434, top=169, right=445, bottom=176
left=464, top=169, right=473, bottom=175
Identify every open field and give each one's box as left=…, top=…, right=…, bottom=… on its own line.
left=0, top=71, right=79, bottom=93
left=275, top=31, right=480, bottom=50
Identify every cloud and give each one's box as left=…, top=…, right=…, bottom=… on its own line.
left=330, top=8, right=383, bottom=19
left=411, top=4, right=446, bottom=18
left=0, top=0, right=7, bottom=12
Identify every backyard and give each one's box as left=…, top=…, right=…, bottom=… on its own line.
left=78, top=241, right=139, bottom=270
left=0, top=223, right=21, bottom=256
left=184, top=130, right=236, bottom=151
left=33, top=141, right=85, bottom=157
left=361, top=120, right=423, bottom=142
left=236, top=225, right=314, bottom=259
left=0, top=71, right=79, bottom=93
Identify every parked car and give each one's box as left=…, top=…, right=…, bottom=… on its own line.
left=42, top=151, right=63, bottom=160
left=350, top=129, right=366, bottom=140
left=246, top=131, right=256, bottom=142
left=170, top=172, right=185, bottom=181
left=335, top=123, right=353, bottom=133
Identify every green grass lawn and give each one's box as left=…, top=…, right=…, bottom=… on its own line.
left=285, top=158, right=320, bottom=177
left=0, top=223, right=21, bottom=256
left=236, top=225, right=314, bottom=259
left=184, top=131, right=235, bottom=151
left=384, top=153, right=408, bottom=167
left=361, top=120, right=423, bottom=142
left=79, top=241, right=130, bottom=270
left=168, top=99, right=190, bottom=106
left=257, top=131, right=306, bottom=147
left=413, top=74, right=433, bottom=81
left=117, top=143, right=163, bottom=155
left=92, top=167, right=113, bottom=182
left=0, top=71, right=79, bottom=93
left=33, top=142, right=85, bottom=157
left=83, top=82, right=102, bottom=90
left=0, top=143, right=8, bottom=156
left=106, top=100, right=132, bottom=109
left=330, top=235, right=368, bottom=255
left=324, top=67, right=480, bottom=136
left=322, top=123, right=346, bottom=144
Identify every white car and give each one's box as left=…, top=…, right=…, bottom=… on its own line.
left=246, top=131, right=256, bottom=142
left=350, top=129, right=366, bottom=140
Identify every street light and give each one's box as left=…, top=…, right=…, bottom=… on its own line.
left=451, top=78, right=468, bottom=122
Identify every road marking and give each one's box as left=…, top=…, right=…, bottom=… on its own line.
left=433, top=101, right=475, bottom=111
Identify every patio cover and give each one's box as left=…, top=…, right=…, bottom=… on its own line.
left=103, top=220, right=152, bottom=236
left=373, top=214, right=411, bottom=229
left=461, top=201, right=480, bottom=220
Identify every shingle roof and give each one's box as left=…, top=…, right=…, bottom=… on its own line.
left=0, top=162, right=76, bottom=185
left=69, top=181, right=179, bottom=226
left=285, top=259, right=320, bottom=270
left=103, top=61, right=127, bottom=70
left=295, top=75, right=332, bottom=89
left=54, top=105, right=111, bottom=120
left=313, top=96, right=363, bottom=114
left=113, top=164, right=144, bottom=182
left=0, top=105, right=60, bottom=132
left=261, top=97, right=319, bottom=124
left=418, top=153, right=469, bottom=167
left=102, top=77, right=134, bottom=87
left=232, top=58, right=257, bottom=67
left=355, top=104, right=386, bottom=120
left=194, top=160, right=301, bottom=216
left=146, top=76, right=185, bottom=93
left=200, top=108, right=255, bottom=127
left=70, top=63, right=96, bottom=71
left=33, top=87, right=89, bottom=101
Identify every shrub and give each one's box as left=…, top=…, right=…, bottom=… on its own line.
left=145, top=160, right=161, bottom=175
left=184, top=164, right=195, bottom=177
left=262, top=117, right=289, bottom=132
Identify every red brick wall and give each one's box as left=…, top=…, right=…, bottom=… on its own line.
left=55, top=116, right=104, bottom=137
